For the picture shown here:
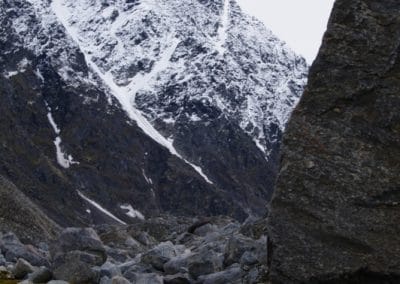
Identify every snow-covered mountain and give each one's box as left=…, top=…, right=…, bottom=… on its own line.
left=0, top=0, right=307, bottom=226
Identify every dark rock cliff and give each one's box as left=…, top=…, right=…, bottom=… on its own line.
left=267, top=0, right=400, bottom=283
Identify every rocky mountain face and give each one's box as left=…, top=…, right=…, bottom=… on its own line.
left=0, top=0, right=307, bottom=230
left=267, top=0, right=400, bottom=283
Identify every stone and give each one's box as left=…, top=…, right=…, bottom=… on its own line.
left=0, top=233, right=48, bottom=266
left=198, top=264, right=243, bottom=284
left=100, top=261, right=122, bottom=278
left=0, top=265, right=13, bottom=280
left=51, top=228, right=106, bottom=260
left=187, top=252, right=223, bottom=279
left=127, top=272, right=163, bottom=284
left=47, top=281, right=69, bottom=284
left=141, top=241, right=178, bottom=271
left=223, top=235, right=259, bottom=267
left=267, top=0, right=400, bottom=283
left=163, top=252, right=192, bottom=275
left=29, top=267, right=52, bottom=283
left=0, top=253, right=5, bottom=266
left=52, top=251, right=101, bottom=283
left=240, top=251, right=258, bottom=266
left=51, top=228, right=106, bottom=283
left=12, top=258, right=35, bottom=279
left=104, top=246, right=132, bottom=263
left=111, top=275, right=131, bottom=284
left=163, top=273, right=191, bottom=284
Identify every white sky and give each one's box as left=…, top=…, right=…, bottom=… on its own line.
left=236, top=0, right=335, bottom=64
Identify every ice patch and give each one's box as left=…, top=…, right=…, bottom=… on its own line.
left=77, top=190, right=127, bottom=225
left=120, top=204, right=145, bottom=220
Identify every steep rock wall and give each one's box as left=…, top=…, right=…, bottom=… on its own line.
left=267, top=0, right=400, bottom=282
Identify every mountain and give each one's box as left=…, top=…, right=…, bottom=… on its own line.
left=0, top=0, right=307, bottom=229
left=267, top=0, right=400, bottom=282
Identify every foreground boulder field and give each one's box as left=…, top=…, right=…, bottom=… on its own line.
left=267, top=0, right=400, bottom=283
left=0, top=216, right=267, bottom=283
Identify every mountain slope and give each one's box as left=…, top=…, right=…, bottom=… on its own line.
left=267, top=0, right=400, bottom=282
left=0, top=0, right=307, bottom=227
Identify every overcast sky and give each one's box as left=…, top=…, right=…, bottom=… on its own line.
left=236, top=0, right=335, bottom=64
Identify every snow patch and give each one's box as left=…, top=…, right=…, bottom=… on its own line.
left=77, top=190, right=127, bottom=225
left=120, top=204, right=145, bottom=220
left=35, top=68, right=45, bottom=82
left=4, top=71, right=19, bottom=78
left=54, top=137, right=79, bottom=169
left=46, top=102, right=79, bottom=168
left=142, top=169, right=153, bottom=185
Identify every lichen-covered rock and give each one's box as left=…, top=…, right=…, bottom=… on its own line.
left=267, top=0, right=400, bottom=283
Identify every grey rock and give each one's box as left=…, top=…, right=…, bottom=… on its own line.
left=122, top=263, right=154, bottom=279
left=187, top=252, right=223, bottom=279
left=0, top=265, right=13, bottom=280
left=198, top=264, right=243, bottom=284
left=163, top=252, right=192, bottom=275
left=111, top=275, right=131, bottom=284
left=28, top=266, right=52, bottom=283
left=223, top=235, right=258, bottom=267
left=100, top=261, right=122, bottom=278
left=0, top=253, right=5, bottom=266
left=130, top=273, right=163, bottom=284
left=51, top=227, right=106, bottom=260
left=51, top=228, right=106, bottom=283
left=52, top=251, right=102, bottom=283
left=0, top=233, right=48, bottom=266
left=141, top=241, right=178, bottom=271
left=193, top=224, right=217, bottom=237
left=104, top=246, right=132, bottom=263
left=240, top=251, right=258, bottom=266
left=99, top=276, right=112, bottom=284
left=12, top=258, right=35, bottom=279
left=47, top=281, right=69, bottom=284
left=267, top=0, right=400, bottom=283
left=163, top=273, right=192, bottom=284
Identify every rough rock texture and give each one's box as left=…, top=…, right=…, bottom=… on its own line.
left=267, top=0, right=400, bottom=283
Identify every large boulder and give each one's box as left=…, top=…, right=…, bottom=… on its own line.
left=51, top=228, right=106, bottom=283
left=267, top=0, right=400, bottom=283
